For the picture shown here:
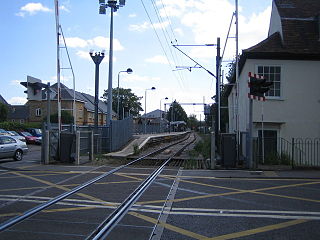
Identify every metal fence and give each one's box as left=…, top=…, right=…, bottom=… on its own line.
left=253, top=137, right=320, bottom=167
left=42, top=117, right=133, bottom=164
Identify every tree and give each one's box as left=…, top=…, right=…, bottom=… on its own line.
left=187, top=114, right=198, bottom=130
left=0, top=103, right=8, bottom=122
left=103, top=88, right=143, bottom=119
left=47, top=110, right=74, bottom=124
left=166, top=100, right=188, bottom=123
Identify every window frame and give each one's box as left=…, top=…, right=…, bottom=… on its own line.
left=35, top=108, right=42, bottom=117
left=256, top=65, right=282, bottom=99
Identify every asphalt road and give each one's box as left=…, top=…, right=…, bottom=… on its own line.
left=0, top=147, right=319, bottom=240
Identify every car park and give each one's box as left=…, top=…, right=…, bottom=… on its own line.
left=7, top=131, right=26, bottom=142
left=18, top=132, right=38, bottom=144
left=0, top=135, right=28, bottom=161
left=0, top=129, right=10, bottom=136
left=26, top=128, right=42, bottom=137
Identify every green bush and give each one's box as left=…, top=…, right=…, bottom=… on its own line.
left=0, top=121, right=42, bottom=131
left=265, top=151, right=292, bottom=165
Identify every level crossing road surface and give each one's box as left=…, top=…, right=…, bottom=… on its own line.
left=0, top=148, right=320, bottom=239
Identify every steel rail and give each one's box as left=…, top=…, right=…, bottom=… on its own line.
left=87, top=134, right=196, bottom=240
left=0, top=132, right=191, bottom=232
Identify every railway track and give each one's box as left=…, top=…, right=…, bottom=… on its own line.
left=0, top=132, right=196, bottom=239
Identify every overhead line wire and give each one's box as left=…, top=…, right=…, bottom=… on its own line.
left=148, top=0, right=186, bottom=90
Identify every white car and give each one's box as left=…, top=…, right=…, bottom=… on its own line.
left=0, top=136, right=28, bottom=161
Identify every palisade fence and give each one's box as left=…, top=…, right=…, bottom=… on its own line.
left=42, top=117, right=133, bottom=164
left=253, top=137, right=320, bottom=168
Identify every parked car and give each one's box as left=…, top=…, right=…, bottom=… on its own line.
left=7, top=131, right=27, bottom=142
left=0, top=135, right=28, bottom=161
left=26, top=128, right=42, bottom=137
left=19, top=132, right=38, bottom=144
left=0, top=129, right=10, bottom=136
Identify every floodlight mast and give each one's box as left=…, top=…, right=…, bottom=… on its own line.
left=99, top=0, right=126, bottom=124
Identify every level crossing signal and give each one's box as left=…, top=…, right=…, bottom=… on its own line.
left=248, top=72, right=273, bottom=101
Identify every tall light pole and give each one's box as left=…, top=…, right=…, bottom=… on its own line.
left=159, top=97, right=168, bottom=133
left=144, top=87, right=156, bottom=134
left=117, top=68, right=133, bottom=120
left=90, top=51, right=105, bottom=130
left=98, top=0, right=126, bottom=125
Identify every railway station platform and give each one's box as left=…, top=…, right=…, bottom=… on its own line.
left=105, top=132, right=188, bottom=158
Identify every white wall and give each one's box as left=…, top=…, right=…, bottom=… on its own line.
left=268, top=1, right=283, bottom=39
left=228, top=59, right=320, bottom=140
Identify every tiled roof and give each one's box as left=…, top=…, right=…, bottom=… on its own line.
left=7, top=105, right=29, bottom=120
left=275, top=0, right=320, bottom=19
left=245, top=0, right=320, bottom=54
left=0, top=95, right=8, bottom=105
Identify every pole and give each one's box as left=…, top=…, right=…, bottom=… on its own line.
left=54, top=0, right=61, bottom=160
left=215, top=37, right=221, bottom=150
left=235, top=0, right=240, bottom=162
left=106, top=7, right=114, bottom=125
left=94, top=62, right=99, bottom=131
left=261, top=101, right=265, bottom=164
left=144, top=90, right=147, bottom=134
left=117, top=72, right=120, bottom=120
left=247, top=99, right=253, bottom=169
left=46, top=82, right=51, bottom=131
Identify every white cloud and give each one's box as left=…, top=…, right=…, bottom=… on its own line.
left=129, top=21, right=170, bottom=32
left=8, top=97, right=27, bottom=105
left=10, top=80, right=23, bottom=86
left=16, top=3, right=52, bottom=17
left=129, top=13, right=137, bottom=18
left=145, top=55, right=170, bottom=65
left=76, top=50, right=116, bottom=63
left=158, top=0, right=271, bottom=62
left=65, top=36, right=124, bottom=51
left=129, top=22, right=150, bottom=32
left=65, top=37, right=88, bottom=48
left=59, top=5, right=70, bottom=13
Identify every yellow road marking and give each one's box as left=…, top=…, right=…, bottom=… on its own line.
left=138, top=179, right=320, bottom=205
left=205, top=219, right=308, bottom=240
left=115, top=173, right=144, bottom=181
left=0, top=180, right=140, bottom=193
left=8, top=171, right=207, bottom=240
left=129, top=211, right=207, bottom=240
left=12, top=172, right=114, bottom=206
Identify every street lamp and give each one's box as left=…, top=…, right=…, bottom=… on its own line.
left=98, top=0, right=126, bottom=125
left=90, top=51, right=105, bottom=130
left=144, top=87, right=156, bottom=134
left=117, top=68, right=133, bottom=120
left=159, top=97, right=168, bottom=132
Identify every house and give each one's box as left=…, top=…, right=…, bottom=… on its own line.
left=0, top=94, right=29, bottom=124
left=140, top=109, right=168, bottom=125
left=226, top=0, right=320, bottom=145
left=24, top=82, right=117, bottom=125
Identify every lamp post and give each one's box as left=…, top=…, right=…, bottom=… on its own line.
left=90, top=51, right=105, bottom=130
left=98, top=0, right=126, bottom=125
left=159, top=97, right=168, bottom=133
left=144, top=87, right=156, bottom=134
left=117, top=68, right=133, bottom=120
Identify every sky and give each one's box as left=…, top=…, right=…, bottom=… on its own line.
left=0, top=0, right=272, bottom=119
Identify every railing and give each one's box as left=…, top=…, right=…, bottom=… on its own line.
left=253, top=137, right=320, bottom=168
left=42, top=117, right=134, bottom=164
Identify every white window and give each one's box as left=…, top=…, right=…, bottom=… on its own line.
left=257, top=66, right=281, bottom=97
left=35, top=108, right=42, bottom=117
